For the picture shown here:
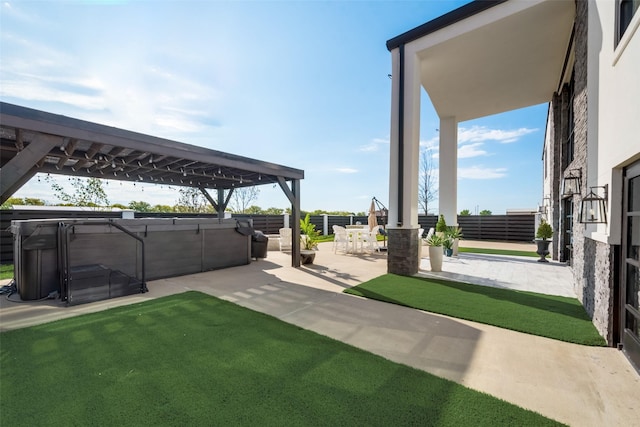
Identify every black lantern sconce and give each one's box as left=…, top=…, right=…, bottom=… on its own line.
left=562, top=169, right=581, bottom=197
left=579, top=184, right=608, bottom=224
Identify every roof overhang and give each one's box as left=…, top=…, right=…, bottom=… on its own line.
left=388, top=0, right=575, bottom=122
left=0, top=102, right=304, bottom=204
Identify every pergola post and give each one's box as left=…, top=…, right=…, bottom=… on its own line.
left=278, top=177, right=301, bottom=267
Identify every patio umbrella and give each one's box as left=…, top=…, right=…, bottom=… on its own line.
left=368, top=199, right=378, bottom=231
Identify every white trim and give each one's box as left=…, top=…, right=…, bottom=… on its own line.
left=613, top=4, right=640, bottom=66
left=405, top=0, right=548, bottom=54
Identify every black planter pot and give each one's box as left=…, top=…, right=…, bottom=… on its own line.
left=300, top=250, right=316, bottom=265
left=536, top=240, right=551, bottom=263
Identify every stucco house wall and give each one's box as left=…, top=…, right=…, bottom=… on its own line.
left=545, top=0, right=640, bottom=343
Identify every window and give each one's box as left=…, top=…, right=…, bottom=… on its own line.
left=561, top=75, right=575, bottom=170
left=617, top=0, right=640, bottom=47
left=561, top=198, right=573, bottom=264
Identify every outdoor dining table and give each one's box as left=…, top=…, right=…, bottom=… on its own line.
left=344, top=226, right=369, bottom=253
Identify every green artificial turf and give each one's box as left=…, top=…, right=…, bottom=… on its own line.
left=345, top=274, right=606, bottom=346
left=0, top=263, right=13, bottom=280
left=316, top=234, right=335, bottom=243
left=458, top=247, right=538, bottom=257
left=1, top=291, right=564, bottom=426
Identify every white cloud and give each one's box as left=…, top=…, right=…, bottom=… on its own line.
left=1, top=22, right=225, bottom=138
left=459, top=166, right=508, bottom=179
left=420, top=139, right=440, bottom=150
left=0, top=79, right=106, bottom=110
left=419, top=125, right=535, bottom=159
left=458, top=126, right=537, bottom=144
left=420, top=136, right=439, bottom=149
left=336, top=167, right=358, bottom=174
left=358, top=143, right=378, bottom=152
left=358, top=137, right=389, bottom=152
left=458, top=142, right=488, bottom=158
left=1, top=2, right=46, bottom=26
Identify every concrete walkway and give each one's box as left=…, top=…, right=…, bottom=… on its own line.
left=1, top=242, right=638, bottom=426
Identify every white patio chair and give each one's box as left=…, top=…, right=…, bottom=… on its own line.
left=279, top=227, right=292, bottom=251
left=424, top=227, right=434, bottom=241
left=361, top=226, right=381, bottom=252
left=332, top=225, right=349, bottom=253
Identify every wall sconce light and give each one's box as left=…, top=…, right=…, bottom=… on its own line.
left=538, top=196, right=550, bottom=214
left=562, top=169, right=581, bottom=197
left=579, top=184, right=608, bottom=224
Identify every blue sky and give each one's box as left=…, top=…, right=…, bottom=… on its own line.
left=1, top=0, right=546, bottom=214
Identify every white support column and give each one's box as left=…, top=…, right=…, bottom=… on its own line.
left=387, top=44, right=422, bottom=276
left=439, top=116, right=458, bottom=226
left=322, top=214, right=328, bottom=236
left=388, top=47, right=421, bottom=230
left=388, top=48, right=401, bottom=228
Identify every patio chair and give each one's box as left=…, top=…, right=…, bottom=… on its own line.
left=361, top=226, right=381, bottom=252
left=332, top=225, right=349, bottom=253
left=279, top=227, right=292, bottom=251
left=424, top=227, right=434, bottom=241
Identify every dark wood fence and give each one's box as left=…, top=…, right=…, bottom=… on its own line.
left=456, top=215, right=534, bottom=241
left=228, top=214, right=284, bottom=234
left=1, top=209, right=534, bottom=264
left=417, top=214, right=534, bottom=241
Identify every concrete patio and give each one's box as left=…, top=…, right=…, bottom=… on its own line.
left=1, top=241, right=638, bottom=426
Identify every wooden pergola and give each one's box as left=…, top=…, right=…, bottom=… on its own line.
left=0, top=102, right=305, bottom=266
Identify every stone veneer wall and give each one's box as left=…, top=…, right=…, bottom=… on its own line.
left=387, top=228, right=419, bottom=276
left=578, top=238, right=615, bottom=343
left=569, top=0, right=614, bottom=344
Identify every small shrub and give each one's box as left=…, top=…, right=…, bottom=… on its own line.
left=300, top=214, right=319, bottom=250
left=536, top=220, right=553, bottom=240
left=426, top=234, right=444, bottom=247
left=435, top=215, right=447, bottom=233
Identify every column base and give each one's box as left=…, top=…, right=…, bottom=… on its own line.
left=387, top=228, right=420, bottom=276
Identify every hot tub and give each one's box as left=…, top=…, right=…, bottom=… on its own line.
left=11, top=217, right=251, bottom=304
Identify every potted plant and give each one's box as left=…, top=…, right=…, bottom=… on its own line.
left=300, top=213, right=319, bottom=264
left=442, top=235, right=454, bottom=257
left=535, top=220, right=553, bottom=263
left=445, top=226, right=463, bottom=256
left=426, top=234, right=444, bottom=272
left=435, top=214, right=447, bottom=236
